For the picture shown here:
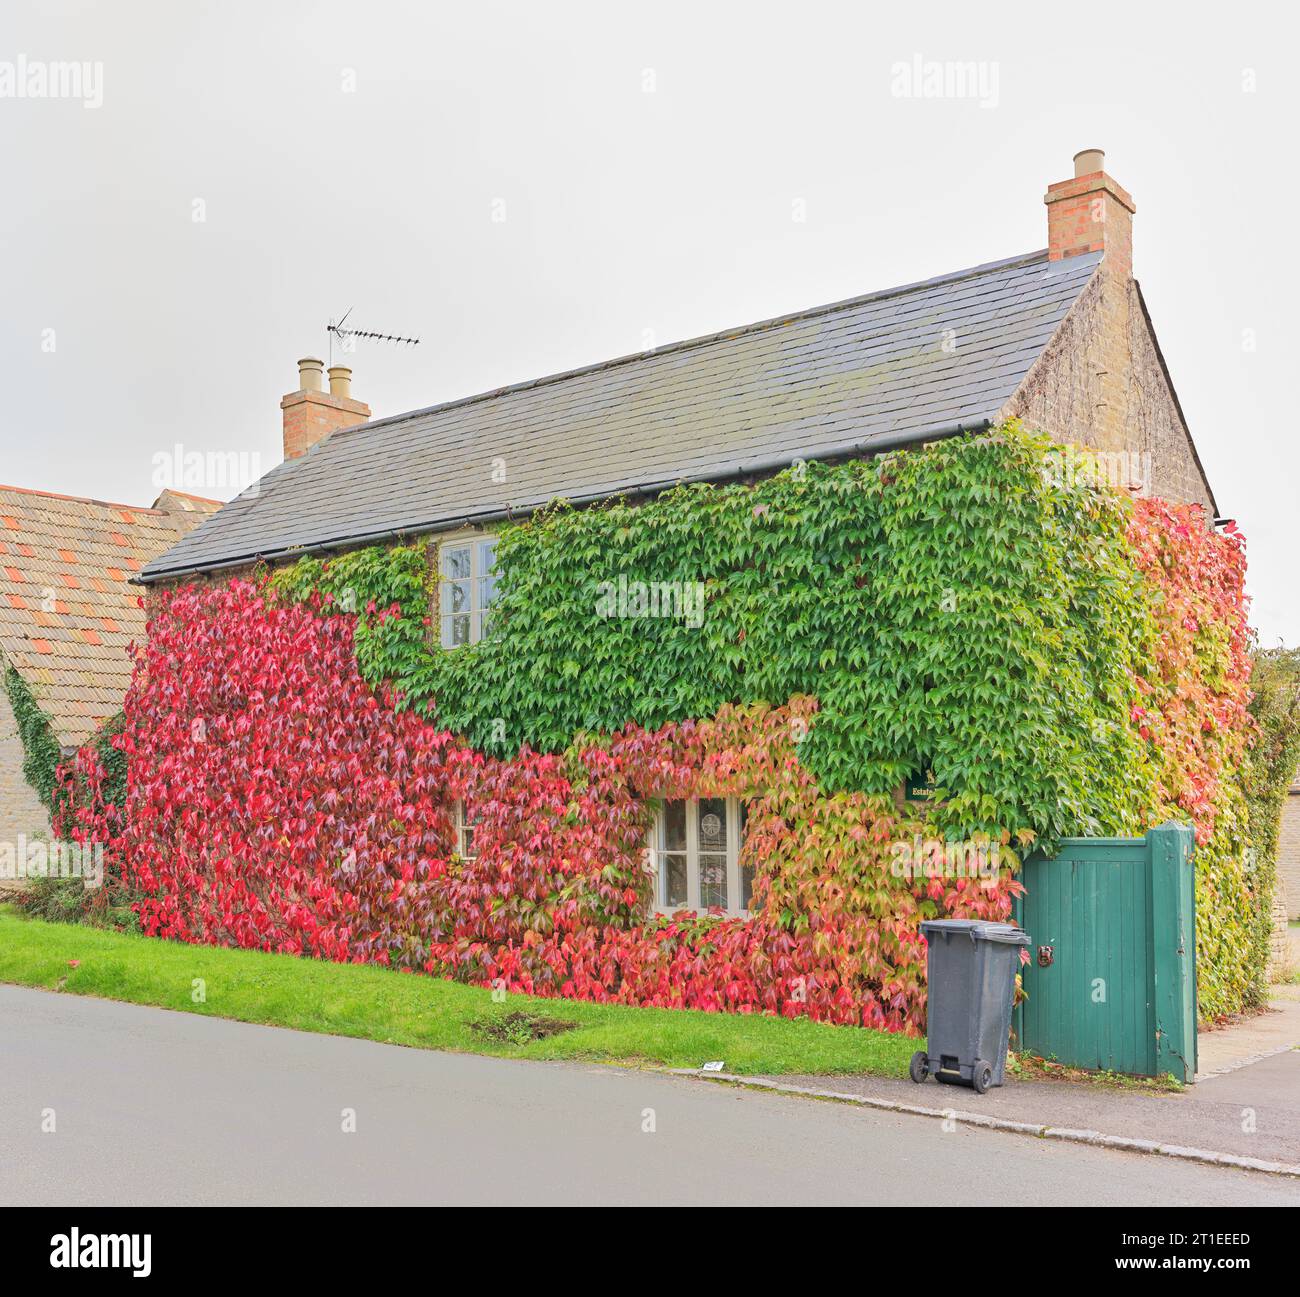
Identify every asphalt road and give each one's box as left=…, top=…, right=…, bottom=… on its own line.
left=2, top=985, right=1297, bottom=1207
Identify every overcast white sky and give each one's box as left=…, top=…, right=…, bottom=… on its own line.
left=2, top=1, right=1295, bottom=644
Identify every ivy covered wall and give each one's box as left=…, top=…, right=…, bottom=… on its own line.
left=270, top=426, right=1156, bottom=844
left=65, top=424, right=1264, bottom=1025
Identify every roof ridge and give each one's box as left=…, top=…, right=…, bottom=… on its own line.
left=155, top=489, right=224, bottom=506
left=0, top=482, right=167, bottom=515
left=337, top=249, right=1052, bottom=439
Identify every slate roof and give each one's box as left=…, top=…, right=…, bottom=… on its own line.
left=143, top=248, right=1103, bottom=582
left=0, top=486, right=220, bottom=746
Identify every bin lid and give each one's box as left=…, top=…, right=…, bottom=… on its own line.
left=920, top=919, right=1030, bottom=945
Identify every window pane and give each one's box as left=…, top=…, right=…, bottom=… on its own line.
left=477, top=572, right=497, bottom=641
left=698, top=798, right=727, bottom=852
left=442, top=613, right=471, bottom=648
left=661, top=800, right=686, bottom=852
left=442, top=545, right=471, bottom=580
left=663, top=853, right=688, bottom=908
left=699, top=853, right=727, bottom=909
left=444, top=578, right=471, bottom=614
left=478, top=539, right=498, bottom=635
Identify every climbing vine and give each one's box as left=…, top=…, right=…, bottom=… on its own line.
left=60, top=584, right=1019, bottom=1030
left=1127, top=500, right=1258, bottom=1017
left=3, top=662, right=66, bottom=817
left=1240, top=647, right=1300, bottom=986
left=4, top=663, right=127, bottom=827
left=268, top=424, right=1157, bottom=846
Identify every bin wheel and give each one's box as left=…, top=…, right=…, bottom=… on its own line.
left=908, top=1051, right=929, bottom=1084
left=972, top=1059, right=994, bottom=1094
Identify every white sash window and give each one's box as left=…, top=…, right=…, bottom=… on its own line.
left=653, top=797, right=752, bottom=916
left=439, top=534, right=498, bottom=648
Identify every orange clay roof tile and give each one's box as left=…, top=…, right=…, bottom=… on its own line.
left=0, top=483, right=221, bottom=745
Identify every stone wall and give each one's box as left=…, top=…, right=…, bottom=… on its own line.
left=1279, top=788, right=1300, bottom=922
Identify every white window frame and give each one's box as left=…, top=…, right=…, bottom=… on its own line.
left=651, top=796, right=752, bottom=917
left=438, top=532, right=498, bottom=648
left=454, top=800, right=479, bottom=863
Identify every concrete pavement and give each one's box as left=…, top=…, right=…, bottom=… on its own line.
left=1197, top=982, right=1300, bottom=1077
left=694, top=1052, right=1300, bottom=1171
left=690, top=986, right=1300, bottom=1172
left=2, top=985, right=1298, bottom=1206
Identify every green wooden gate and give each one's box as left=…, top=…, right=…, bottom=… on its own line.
left=1013, top=822, right=1197, bottom=1082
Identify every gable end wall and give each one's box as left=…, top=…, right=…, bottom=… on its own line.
left=1002, top=267, right=1215, bottom=516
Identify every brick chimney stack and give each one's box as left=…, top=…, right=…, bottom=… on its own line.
left=281, top=357, right=370, bottom=461
left=1044, top=148, right=1135, bottom=278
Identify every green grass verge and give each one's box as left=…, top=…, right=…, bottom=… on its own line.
left=0, top=909, right=915, bottom=1077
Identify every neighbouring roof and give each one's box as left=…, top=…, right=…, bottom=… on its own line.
left=0, top=486, right=221, bottom=746
left=143, top=248, right=1103, bottom=582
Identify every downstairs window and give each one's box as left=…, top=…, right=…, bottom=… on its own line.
left=654, top=796, right=753, bottom=916
left=454, top=801, right=480, bottom=863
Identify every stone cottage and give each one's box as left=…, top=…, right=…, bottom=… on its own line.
left=139, top=148, right=1227, bottom=924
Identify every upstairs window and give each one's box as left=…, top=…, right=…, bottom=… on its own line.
left=439, top=534, right=498, bottom=648
left=654, top=797, right=752, bottom=917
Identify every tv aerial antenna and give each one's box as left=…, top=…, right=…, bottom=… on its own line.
left=327, top=308, right=420, bottom=365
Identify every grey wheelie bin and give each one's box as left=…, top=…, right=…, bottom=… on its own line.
left=910, top=919, right=1030, bottom=1093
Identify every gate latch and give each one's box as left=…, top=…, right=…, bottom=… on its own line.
left=1037, top=944, right=1054, bottom=967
